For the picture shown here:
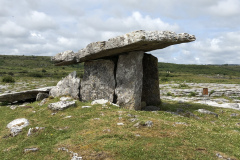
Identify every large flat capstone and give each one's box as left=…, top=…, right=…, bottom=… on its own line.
left=52, top=30, right=196, bottom=66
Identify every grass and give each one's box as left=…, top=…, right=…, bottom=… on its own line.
left=0, top=99, right=240, bottom=159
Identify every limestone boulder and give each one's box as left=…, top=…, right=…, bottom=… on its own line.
left=115, top=51, right=144, bottom=110
left=52, top=30, right=196, bottom=65
left=49, top=71, right=80, bottom=99
left=48, top=101, right=76, bottom=111
left=80, top=59, right=115, bottom=102
left=7, top=118, right=29, bottom=136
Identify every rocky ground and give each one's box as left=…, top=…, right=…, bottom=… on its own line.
left=160, top=83, right=240, bottom=110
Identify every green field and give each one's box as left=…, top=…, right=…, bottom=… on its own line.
left=0, top=55, right=240, bottom=159
left=1, top=55, right=240, bottom=86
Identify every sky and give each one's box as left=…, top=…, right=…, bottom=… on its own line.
left=0, top=0, right=240, bottom=64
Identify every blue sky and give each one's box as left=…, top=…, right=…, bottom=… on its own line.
left=0, top=0, right=240, bottom=64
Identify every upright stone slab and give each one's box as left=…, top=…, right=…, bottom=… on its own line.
left=115, top=51, right=144, bottom=110
left=49, top=71, right=80, bottom=99
left=141, top=53, right=161, bottom=106
left=80, top=59, right=115, bottom=102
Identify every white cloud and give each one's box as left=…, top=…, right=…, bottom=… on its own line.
left=24, top=11, right=57, bottom=31
left=0, top=21, right=28, bottom=37
left=209, top=0, right=240, bottom=17
left=0, top=0, right=240, bottom=64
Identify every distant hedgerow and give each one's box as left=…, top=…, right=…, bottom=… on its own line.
left=2, top=76, right=15, bottom=83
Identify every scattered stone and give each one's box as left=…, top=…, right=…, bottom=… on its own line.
left=93, top=118, right=100, bottom=120
left=135, top=134, right=141, bottom=137
left=10, top=105, right=17, bottom=110
left=64, top=116, right=72, bottom=119
left=230, top=113, right=239, bottom=117
left=48, top=101, right=76, bottom=111
left=82, top=106, right=92, bottom=108
left=175, top=122, right=188, bottom=125
left=51, top=113, right=57, bottom=116
left=60, top=97, right=72, bottom=101
left=216, top=153, right=223, bottom=158
left=129, top=118, right=138, bottom=122
left=229, top=103, right=239, bottom=108
left=24, top=147, right=39, bottom=153
left=145, top=121, right=153, bottom=127
left=36, top=92, right=49, bottom=101
left=7, top=118, right=29, bottom=136
left=91, top=99, right=109, bottom=105
left=49, top=71, right=80, bottom=99
left=198, top=109, right=218, bottom=117
left=117, top=123, right=124, bottom=126
left=39, top=98, right=48, bottom=106
left=27, top=127, right=45, bottom=136
left=103, top=129, right=111, bottom=132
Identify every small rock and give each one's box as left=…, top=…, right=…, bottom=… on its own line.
left=229, top=103, right=239, bottom=108
left=27, top=127, right=45, bottom=136
left=36, top=93, right=49, bottom=101
left=135, top=134, right=141, bottom=137
left=198, top=109, right=218, bottom=117
left=145, top=121, right=153, bottom=127
left=82, top=106, right=92, bottom=108
left=129, top=118, right=138, bottom=122
left=39, top=98, right=47, bottom=106
left=24, top=147, right=39, bottom=153
left=48, top=101, right=76, bottom=111
left=10, top=105, right=17, bottom=110
left=117, top=123, right=124, bottom=126
left=133, top=122, right=140, bottom=128
left=230, top=113, right=239, bottom=117
left=60, top=97, right=72, bottom=101
left=103, top=129, right=111, bottom=132
left=91, top=99, right=109, bottom=105
left=93, top=118, right=100, bottom=120
left=175, top=122, right=188, bottom=125
left=51, top=113, right=57, bottom=116
left=216, top=153, right=223, bottom=158
left=64, top=116, right=72, bottom=119
left=7, top=118, right=29, bottom=136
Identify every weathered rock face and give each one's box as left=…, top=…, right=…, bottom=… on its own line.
left=115, top=51, right=144, bottom=110
left=52, top=30, right=196, bottom=66
left=49, top=71, right=80, bottom=99
left=0, top=87, right=52, bottom=103
left=141, top=53, right=161, bottom=106
left=80, top=59, right=115, bottom=102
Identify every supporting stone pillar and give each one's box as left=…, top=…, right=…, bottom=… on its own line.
left=115, top=51, right=144, bottom=110
left=80, top=59, right=115, bottom=102
left=141, top=53, right=161, bottom=106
